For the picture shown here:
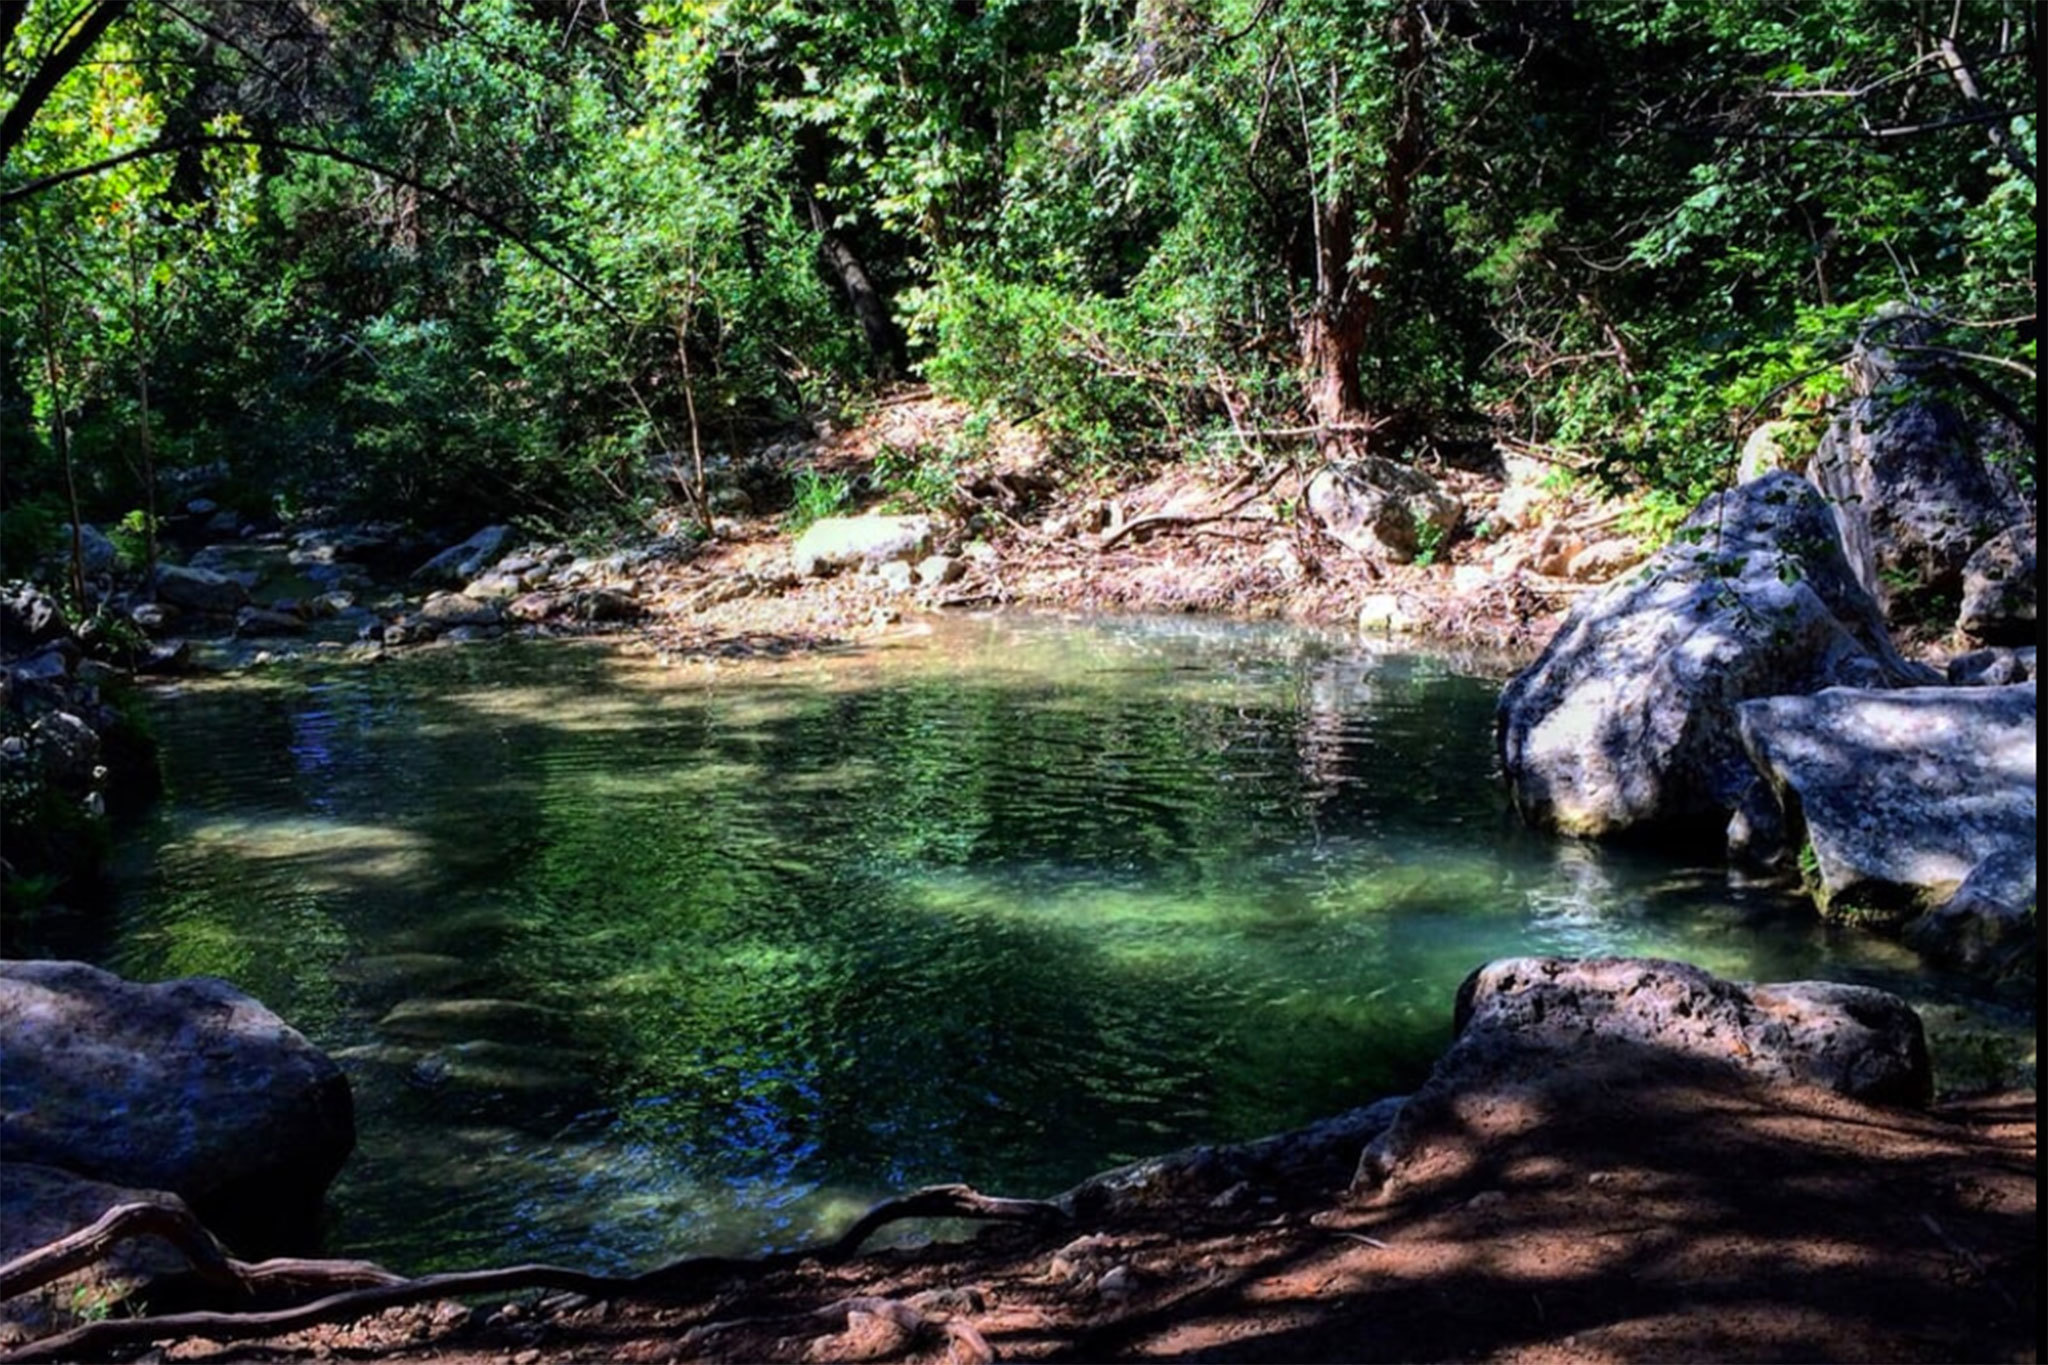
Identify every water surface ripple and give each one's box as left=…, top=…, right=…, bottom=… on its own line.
left=105, top=614, right=2034, bottom=1272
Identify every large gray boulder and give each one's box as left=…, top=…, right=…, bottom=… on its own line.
left=1956, top=523, right=2036, bottom=644
left=790, top=514, right=932, bottom=577
left=415, top=591, right=504, bottom=630
left=76, top=523, right=120, bottom=576
left=152, top=563, right=250, bottom=616
left=0, top=961, right=354, bottom=1255
left=1738, top=683, right=2036, bottom=977
left=1306, top=458, right=1461, bottom=564
left=1498, top=472, right=1933, bottom=841
left=1809, top=318, right=2026, bottom=625
left=1354, top=957, right=1932, bottom=1193
left=413, top=524, right=512, bottom=586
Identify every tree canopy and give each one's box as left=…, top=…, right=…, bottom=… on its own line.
left=1, top=0, right=2036, bottom=564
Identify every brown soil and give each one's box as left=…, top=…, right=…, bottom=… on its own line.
left=38, top=399, right=2037, bottom=1364
left=619, top=395, right=1588, bottom=674
left=137, top=1080, right=2038, bottom=1364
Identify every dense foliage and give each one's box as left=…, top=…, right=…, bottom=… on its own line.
left=1, top=0, right=2036, bottom=564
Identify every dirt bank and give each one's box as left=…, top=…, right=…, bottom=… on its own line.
left=96, top=1079, right=2035, bottom=1364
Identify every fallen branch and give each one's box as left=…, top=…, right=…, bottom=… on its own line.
left=1096, top=464, right=1292, bottom=553
left=0, top=1184, right=1066, bottom=1364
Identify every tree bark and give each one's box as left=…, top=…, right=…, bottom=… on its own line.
left=0, top=1, right=133, bottom=168
left=808, top=196, right=904, bottom=379
left=1295, top=2, right=1429, bottom=444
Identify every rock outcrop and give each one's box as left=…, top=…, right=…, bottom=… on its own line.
left=1354, top=956, right=1933, bottom=1193
left=3, top=598, right=161, bottom=921
left=1737, top=683, right=2036, bottom=977
left=0, top=960, right=355, bottom=1255
left=1808, top=314, right=2028, bottom=627
left=1497, top=471, right=1932, bottom=842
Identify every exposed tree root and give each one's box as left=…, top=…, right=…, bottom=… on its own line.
left=0, top=1184, right=1066, bottom=1363
left=1094, top=463, right=1292, bottom=552
left=682, top=1289, right=996, bottom=1364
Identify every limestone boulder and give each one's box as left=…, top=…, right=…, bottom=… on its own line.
left=1306, top=458, right=1461, bottom=564
left=416, top=591, right=504, bottom=630
left=791, top=515, right=932, bottom=577
left=1956, top=523, right=2036, bottom=644
left=0, top=961, right=355, bottom=1255
left=1737, top=683, right=2036, bottom=977
left=234, top=605, right=306, bottom=637
left=1946, top=646, right=2034, bottom=687
left=1355, top=956, right=1932, bottom=1193
left=412, top=524, right=512, bottom=586
left=76, top=523, right=120, bottom=576
left=1498, top=471, right=1934, bottom=841
left=153, top=563, right=249, bottom=616
left=28, top=710, right=100, bottom=792
left=1809, top=322, right=2027, bottom=625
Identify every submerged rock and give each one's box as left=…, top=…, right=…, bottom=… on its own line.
left=1354, top=957, right=1933, bottom=1193
left=1738, top=683, right=2036, bottom=976
left=0, top=960, right=355, bottom=1256
left=1497, top=472, right=1933, bottom=843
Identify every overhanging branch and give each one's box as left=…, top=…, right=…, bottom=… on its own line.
left=0, top=131, right=619, bottom=318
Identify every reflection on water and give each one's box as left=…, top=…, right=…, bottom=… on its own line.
left=105, top=613, right=2035, bottom=1273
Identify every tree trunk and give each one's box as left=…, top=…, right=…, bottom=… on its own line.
left=808, top=195, right=904, bottom=380
left=0, top=1, right=133, bottom=168
left=1300, top=191, right=1372, bottom=436
left=30, top=217, right=87, bottom=607
left=1294, top=2, right=1428, bottom=446
left=126, top=227, right=160, bottom=590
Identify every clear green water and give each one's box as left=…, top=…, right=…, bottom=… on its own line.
left=103, top=613, right=2034, bottom=1273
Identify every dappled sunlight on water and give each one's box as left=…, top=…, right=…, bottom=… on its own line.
left=105, top=614, right=2035, bottom=1274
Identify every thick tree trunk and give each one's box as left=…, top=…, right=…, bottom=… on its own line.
left=1301, top=191, right=1372, bottom=435
left=1294, top=2, right=1428, bottom=446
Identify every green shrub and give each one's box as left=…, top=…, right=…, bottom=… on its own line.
left=0, top=493, right=66, bottom=579
left=783, top=468, right=853, bottom=532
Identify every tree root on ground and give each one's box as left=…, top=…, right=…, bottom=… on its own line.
left=681, top=1290, right=996, bottom=1364
left=0, top=1184, right=1065, bottom=1363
